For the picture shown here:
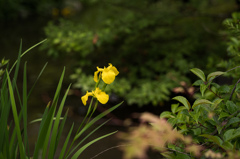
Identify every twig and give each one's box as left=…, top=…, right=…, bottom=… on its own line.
left=90, top=144, right=130, bottom=159
left=229, top=77, right=240, bottom=100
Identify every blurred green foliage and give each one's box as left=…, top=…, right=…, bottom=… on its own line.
left=42, top=0, right=236, bottom=106
left=220, top=12, right=240, bottom=80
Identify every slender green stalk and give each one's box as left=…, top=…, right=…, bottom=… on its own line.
left=6, top=71, right=26, bottom=159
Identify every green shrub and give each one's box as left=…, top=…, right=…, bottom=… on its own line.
left=42, top=0, right=235, bottom=106
left=119, top=67, right=240, bottom=158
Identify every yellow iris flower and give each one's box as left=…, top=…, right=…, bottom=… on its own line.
left=94, top=63, right=119, bottom=84
left=81, top=88, right=109, bottom=105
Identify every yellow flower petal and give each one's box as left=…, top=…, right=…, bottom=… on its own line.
left=110, top=66, right=119, bottom=76
left=94, top=63, right=119, bottom=84
left=102, top=70, right=116, bottom=84
left=81, top=92, right=93, bottom=106
left=93, top=88, right=109, bottom=104
left=94, top=70, right=100, bottom=83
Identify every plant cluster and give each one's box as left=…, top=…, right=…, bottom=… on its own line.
left=0, top=41, right=122, bottom=158
left=41, top=0, right=235, bottom=106
left=220, top=12, right=240, bottom=79
left=119, top=68, right=240, bottom=158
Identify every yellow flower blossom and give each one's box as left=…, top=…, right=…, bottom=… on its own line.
left=81, top=88, right=109, bottom=105
left=94, top=63, right=119, bottom=84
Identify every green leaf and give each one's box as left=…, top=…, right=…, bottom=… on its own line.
left=189, top=111, right=201, bottom=123
left=172, top=96, right=191, bottom=110
left=176, top=106, right=187, bottom=113
left=223, top=129, right=235, bottom=141
left=174, top=152, right=191, bottom=159
left=73, top=102, right=123, bottom=141
left=9, top=39, right=47, bottom=74
left=207, top=71, right=225, bottom=81
left=171, top=103, right=179, bottom=114
left=67, top=119, right=112, bottom=158
left=225, top=117, right=240, bottom=128
left=225, top=127, right=240, bottom=142
left=222, top=141, right=234, bottom=150
left=218, top=85, right=231, bottom=94
left=200, top=134, right=223, bottom=146
left=216, top=125, right=224, bottom=135
left=218, top=112, right=230, bottom=120
left=192, top=99, right=213, bottom=109
left=58, top=124, right=74, bottom=159
left=192, top=79, right=204, bottom=86
left=200, top=84, right=207, bottom=97
left=226, top=100, right=238, bottom=114
left=71, top=131, right=117, bottom=159
left=167, top=118, right=178, bottom=126
left=160, top=111, right=175, bottom=118
left=190, top=68, right=206, bottom=82
left=6, top=71, right=25, bottom=159
left=48, top=84, right=71, bottom=158
left=212, top=99, right=223, bottom=110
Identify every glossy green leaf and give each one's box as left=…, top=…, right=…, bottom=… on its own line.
left=207, top=71, right=225, bottom=81
left=192, top=79, right=204, bottom=86
left=160, top=111, right=175, bottom=118
left=192, top=99, right=213, bottom=109
left=218, top=112, right=230, bottom=120
left=226, top=100, right=237, bottom=114
left=225, top=117, right=240, bottom=128
left=223, top=129, right=235, bottom=141
left=218, top=85, right=231, bottom=94
left=200, top=84, right=207, bottom=97
left=172, top=96, right=191, bottom=110
left=190, top=68, right=206, bottom=82
left=171, top=103, right=179, bottom=114
left=200, top=134, right=223, bottom=146
left=212, top=99, right=223, bottom=110
left=222, top=141, right=234, bottom=150
left=190, top=111, right=201, bottom=123
left=176, top=106, right=187, bottom=113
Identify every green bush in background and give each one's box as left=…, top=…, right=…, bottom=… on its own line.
left=41, top=0, right=236, bottom=106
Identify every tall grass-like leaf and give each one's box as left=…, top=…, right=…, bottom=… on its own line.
left=48, top=84, right=71, bottom=158
left=42, top=110, right=56, bottom=159
left=22, top=62, right=29, bottom=156
left=32, top=102, right=55, bottom=159
left=33, top=68, right=65, bottom=159
left=58, top=124, right=74, bottom=159
left=9, top=39, right=47, bottom=74
left=0, top=73, right=11, bottom=153
left=52, top=67, right=65, bottom=107
left=74, top=102, right=123, bottom=140
left=66, top=102, right=123, bottom=158
left=6, top=71, right=26, bottom=159
left=55, top=110, right=69, bottom=154
left=67, top=119, right=111, bottom=158
left=27, top=62, right=48, bottom=99
left=71, top=131, right=117, bottom=159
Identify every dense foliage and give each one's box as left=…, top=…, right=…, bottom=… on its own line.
left=41, top=0, right=236, bottom=106
left=118, top=11, right=240, bottom=159
left=119, top=67, right=240, bottom=158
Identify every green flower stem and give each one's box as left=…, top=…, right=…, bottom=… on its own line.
left=86, top=100, right=98, bottom=124
left=102, top=83, right=107, bottom=91
left=95, top=77, right=101, bottom=88
left=65, top=97, right=94, bottom=157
